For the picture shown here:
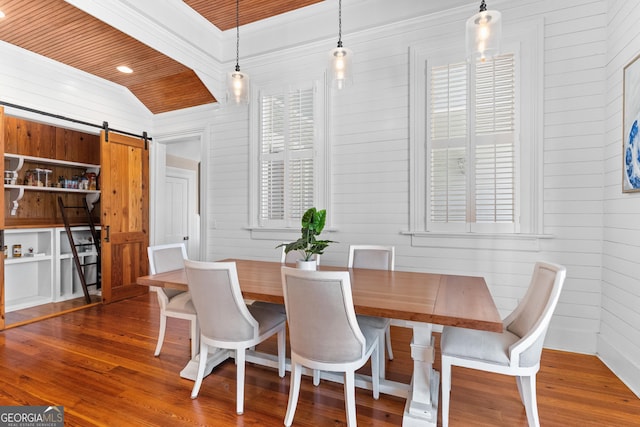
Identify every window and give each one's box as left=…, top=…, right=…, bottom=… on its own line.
left=409, top=22, right=542, bottom=238
left=250, top=81, right=328, bottom=230
left=428, top=54, right=517, bottom=233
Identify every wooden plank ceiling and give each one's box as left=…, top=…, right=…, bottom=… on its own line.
left=0, top=0, right=322, bottom=114
left=185, top=0, right=322, bottom=31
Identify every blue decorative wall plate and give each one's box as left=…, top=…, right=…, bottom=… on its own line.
left=625, top=119, right=640, bottom=189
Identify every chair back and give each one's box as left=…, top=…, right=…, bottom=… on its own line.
left=147, top=243, right=188, bottom=274
left=505, top=261, right=566, bottom=367
left=147, top=243, right=188, bottom=303
left=348, top=245, right=395, bottom=271
left=185, top=260, right=258, bottom=342
left=280, top=243, right=320, bottom=265
left=281, top=267, right=366, bottom=363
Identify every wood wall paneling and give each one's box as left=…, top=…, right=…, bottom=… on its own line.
left=3, top=114, right=101, bottom=226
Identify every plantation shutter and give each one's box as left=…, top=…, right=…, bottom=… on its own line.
left=428, top=53, right=516, bottom=230
left=429, top=62, right=468, bottom=225
left=473, top=54, right=516, bottom=225
left=260, top=86, right=315, bottom=225
left=287, top=88, right=315, bottom=221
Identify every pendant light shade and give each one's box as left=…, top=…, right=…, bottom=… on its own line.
left=227, top=0, right=249, bottom=105
left=227, top=67, right=250, bottom=105
left=329, top=0, right=352, bottom=89
left=465, top=0, right=501, bottom=63
left=329, top=44, right=352, bottom=90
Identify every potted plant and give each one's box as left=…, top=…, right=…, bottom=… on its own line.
left=277, top=207, right=335, bottom=270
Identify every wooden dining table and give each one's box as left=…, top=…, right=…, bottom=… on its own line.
left=137, top=258, right=502, bottom=427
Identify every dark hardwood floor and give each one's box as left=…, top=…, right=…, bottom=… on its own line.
left=0, top=292, right=638, bottom=426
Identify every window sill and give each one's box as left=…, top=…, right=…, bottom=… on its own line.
left=402, top=231, right=553, bottom=252
left=247, top=226, right=337, bottom=241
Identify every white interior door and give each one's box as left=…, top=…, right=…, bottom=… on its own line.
left=150, top=133, right=205, bottom=261
left=164, top=167, right=199, bottom=259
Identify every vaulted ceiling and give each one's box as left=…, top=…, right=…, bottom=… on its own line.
left=0, top=0, right=322, bottom=114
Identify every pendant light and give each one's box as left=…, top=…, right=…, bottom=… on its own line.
left=227, top=0, right=249, bottom=105
left=328, top=0, right=352, bottom=90
left=465, top=0, right=502, bottom=63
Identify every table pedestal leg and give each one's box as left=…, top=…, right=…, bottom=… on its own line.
left=403, top=322, right=439, bottom=427
left=179, top=348, right=232, bottom=380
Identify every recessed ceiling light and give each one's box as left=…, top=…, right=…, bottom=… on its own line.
left=117, top=65, right=133, bottom=74
left=0, top=11, right=6, bottom=19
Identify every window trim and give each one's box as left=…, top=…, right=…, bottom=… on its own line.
left=248, top=76, right=331, bottom=232
left=408, top=18, right=545, bottom=240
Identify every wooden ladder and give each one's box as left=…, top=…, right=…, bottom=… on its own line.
left=58, top=197, right=101, bottom=304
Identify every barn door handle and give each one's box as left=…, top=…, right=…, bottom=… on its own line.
left=104, top=225, right=110, bottom=243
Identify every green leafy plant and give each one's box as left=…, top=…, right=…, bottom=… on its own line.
left=276, top=207, right=335, bottom=261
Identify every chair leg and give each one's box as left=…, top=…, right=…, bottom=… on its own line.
left=518, top=375, right=540, bottom=427
left=344, top=371, right=357, bottom=427
left=284, top=362, right=302, bottom=427
left=441, top=356, right=452, bottom=427
left=313, top=369, right=320, bottom=386
left=516, top=375, right=525, bottom=405
left=190, top=342, right=208, bottom=399
left=378, top=329, right=387, bottom=380
left=371, top=340, right=380, bottom=400
left=236, top=348, right=246, bottom=415
left=385, top=325, right=394, bottom=360
left=277, top=328, right=286, bottom=378
left=154, top=313, right=167, bottom=356
left=189, top=318, right=199, bottom=359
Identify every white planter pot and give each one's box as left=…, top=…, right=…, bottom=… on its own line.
left=296, top=260, right=317, bottom=271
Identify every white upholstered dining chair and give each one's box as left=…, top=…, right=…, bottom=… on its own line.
left=348, top=245, right=395, bottom=366
left=147, top=243, right=198, bottom=358
left=280, top=267, right=381, bottom=427
left=440, top=261, right=567, bottom=427
left=185, top=260, right=287, bottom=415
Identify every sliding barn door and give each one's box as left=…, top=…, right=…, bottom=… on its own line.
left=100, top=130, right=149, bottom=303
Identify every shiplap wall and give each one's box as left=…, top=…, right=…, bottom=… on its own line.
left=599, top=0, right=640, bottom=397
left=157, top=0, right=611, bottom=356
left=0, top=41, right=152, bottom=134
left=1, top=0, right=630, bottom=396
left=153, top=0, right=640, bottom=394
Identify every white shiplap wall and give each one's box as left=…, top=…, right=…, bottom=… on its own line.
left=0, top=41, right=152, bottom=134
left=4, top=0, right=638, bottom=396
left=139, top=0, right=637, bottom=396
left=165, top=0, right=611, bottom=355
left=599, top=0, right=640, bottom=397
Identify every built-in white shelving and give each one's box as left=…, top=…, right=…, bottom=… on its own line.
left=4, top=153, right=101, bottom=215
left=4, top=227, right=100, bottom=312
left=4, top=228, right=55, bottom=312
left=54, top=226, right=100, bottom=302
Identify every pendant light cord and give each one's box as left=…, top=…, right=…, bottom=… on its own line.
left=479, top=0, right=487, bottom=12
left=235, top=0, right=240, bottom=72
left=337, top=0, right=343, bottom=48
